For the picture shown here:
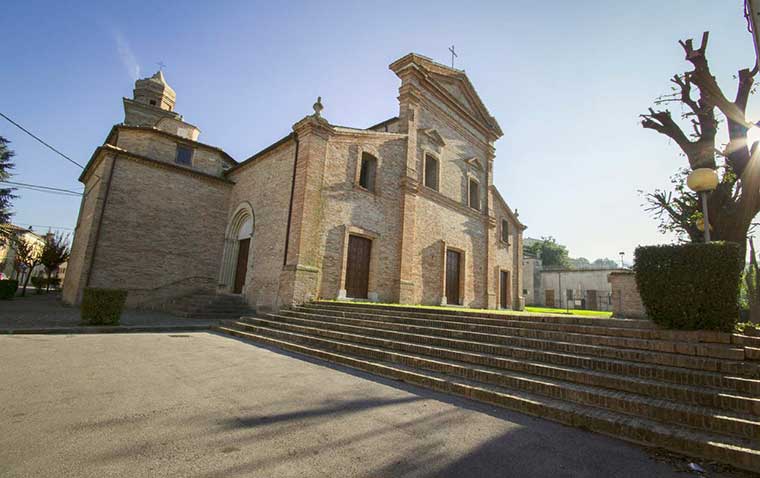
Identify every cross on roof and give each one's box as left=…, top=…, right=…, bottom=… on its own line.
left=156, top=61, right=166, bottom=71
left=448, top=45, right=458, bottom=68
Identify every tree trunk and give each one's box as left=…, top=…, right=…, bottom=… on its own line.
left=21, top=269, right=31, bottom=297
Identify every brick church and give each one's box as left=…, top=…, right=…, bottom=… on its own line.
left=62, top=53, right=526, bottom=312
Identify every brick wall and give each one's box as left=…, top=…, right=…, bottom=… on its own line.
left=85, top=154, right=231, bottom=307
left=608, top=270, right=648, bottom=319
left=226, top=140, right=296, bottom=310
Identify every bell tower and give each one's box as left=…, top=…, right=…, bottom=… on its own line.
left=133, top=70, right=176, bottom=111
left=123, top=70, right=183, bottom=127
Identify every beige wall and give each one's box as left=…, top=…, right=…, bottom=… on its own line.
left=84, top=154, right=231, bottom=307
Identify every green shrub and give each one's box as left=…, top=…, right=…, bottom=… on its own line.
left=47, top=277, right=61, bottom=289
left=0, top=280, right=18, bottom=300
left=30, top=276, right=45, bottom=294
left=80, top=288, right=127, bottom=326
left=634, top=242, right=742, bottom=331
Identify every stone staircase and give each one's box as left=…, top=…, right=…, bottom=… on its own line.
left=165, top=292, right=255, bottom=320
left=216, top=301, right=760, bottom=473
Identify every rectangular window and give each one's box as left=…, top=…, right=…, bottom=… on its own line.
left=468, top=178, right=480, bottom=210
left=424, top=154, right=439, bottom=191
left=175, top=145, right=193, bottom=166
left=501, top=219, right=509, bottom=243
left=359, top=152, right=377, bottom=192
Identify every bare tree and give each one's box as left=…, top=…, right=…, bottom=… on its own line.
left=640, top=32, right=759, bottom=258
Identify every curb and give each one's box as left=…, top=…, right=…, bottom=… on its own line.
left=0, top=324, right=216, bottom=335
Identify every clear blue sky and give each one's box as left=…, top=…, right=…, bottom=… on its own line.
left=1, top=1, right=756, bottom=262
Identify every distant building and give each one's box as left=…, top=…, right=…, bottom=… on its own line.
left=521, top=242, right=626, bottom=311
left=0, top=225, right=46, bottom=284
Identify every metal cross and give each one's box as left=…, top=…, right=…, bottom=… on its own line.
left=156, top=61, right=166, bottom=71
left=448, top=45, right=458, bottom=68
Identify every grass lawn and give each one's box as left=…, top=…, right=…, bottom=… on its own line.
left=525, top=306, right=613, bottom=318
left=319, top=299, right=613, bottom=318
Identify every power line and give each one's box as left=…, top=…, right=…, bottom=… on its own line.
left=16, top=223, right=75, bottom=231
left=1, top=180, right=82, bottom=196
left=0, top=111, right=85, bottom=169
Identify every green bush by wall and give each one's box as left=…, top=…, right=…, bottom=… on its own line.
left=634, top=242, right=742, bottom=331
left=0, top=280, right=18, bottom=300
left=80, top=288, right=127, bottom=326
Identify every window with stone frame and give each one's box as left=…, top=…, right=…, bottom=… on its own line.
left=501, top=219, right=509, bottom=243
left=175, top=144, right=193, bottom=166
left=468, top=178, right=480, bottom=210
left=424, top=153, right=439, bottom=191
left=358, top=152, right=377, bottom=192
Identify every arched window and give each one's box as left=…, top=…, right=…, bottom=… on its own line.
left=359, top=152, right=377, bottom=192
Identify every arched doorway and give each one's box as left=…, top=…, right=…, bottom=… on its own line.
left=220, top=204, right=254, bottom=294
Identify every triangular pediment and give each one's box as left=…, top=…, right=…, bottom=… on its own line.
left=419, top=128, right=446, bottom=147
left=389, top=53, right=503, bottom=138
left=464, top=156, right=484, bottom=171
left=432, top=76, right=482, bottom=120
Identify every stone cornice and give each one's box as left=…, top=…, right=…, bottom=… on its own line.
left=80, top=144, right=234, bottom=187
left=417, top=185, right=486, bottom=222
left=110, top=124, right=236, bottom=165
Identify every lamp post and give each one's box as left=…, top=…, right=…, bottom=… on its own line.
left=686, top=168, right=719, bottom=242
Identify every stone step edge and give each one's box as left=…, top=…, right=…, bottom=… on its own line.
left=243, top=314, right=760, bottom=396
left=267, top=312, right=753, bottom=376
left=301, top=303, right=739, bottom=346
left=237, top=317, right=760, bottom=414
left=311, top=301, right=655, bottom=329
left=292, top=307, right=744, bottom=361
left=235, top=319, right=760, bottom=438
left=216, top=325, right=760, bottom=473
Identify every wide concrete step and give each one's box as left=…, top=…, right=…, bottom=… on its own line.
left=294, top=307, right=744, bottom=361
left=216, top=324, right=760, bottom=473
left=301, top=303, right=737, bottom=346
left=237, top=317, right=760, bottom=439
left=311, top=301, right=656, bottom=330
left=274, top=310, right=757, bottom=379
left=241, top=316, right=760, bottom=415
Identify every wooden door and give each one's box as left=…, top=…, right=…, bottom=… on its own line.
left=233, top=238, right=250, bottom=294
left=345, top=235, right=371, bottom=299
left=500, top=270, right=511, bottom=309
left=545, top=289, right=555, bottom=308
left=446, top=249, right=461, bottom=305
left=587, top=290, right=598, bottom=311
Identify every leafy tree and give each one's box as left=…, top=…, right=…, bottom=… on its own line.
left=640, top=32, right=758, bottom=259
left=12, top=233, right=43, bottom=297
left=0, top=136, right=17, bottom=245
left=569, top=257, right=591, bottom=268
left=40, top=233, right=70, bottom=292
left=593, top=258, right=620, bottom=269
left=525, top=236, right=570, bottom=268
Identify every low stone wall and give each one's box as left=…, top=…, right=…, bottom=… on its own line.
left=608, top=270, right=647, bottom=319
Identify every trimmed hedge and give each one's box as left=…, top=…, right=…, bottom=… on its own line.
left=30, top=276, right=45, bottom=294
left=0, top=280, right=18, bottom=300
left=634, top=242, right=742, bottom=331
left=81, top=288, right=127, bottom=326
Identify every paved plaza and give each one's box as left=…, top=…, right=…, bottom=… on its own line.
left=0, top=332, right=738, bottom=478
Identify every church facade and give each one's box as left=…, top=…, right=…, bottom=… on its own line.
left=62, top=54, right=526, bottom=311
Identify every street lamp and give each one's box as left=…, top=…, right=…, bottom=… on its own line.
left=686, top=168, right=719, bottom=242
